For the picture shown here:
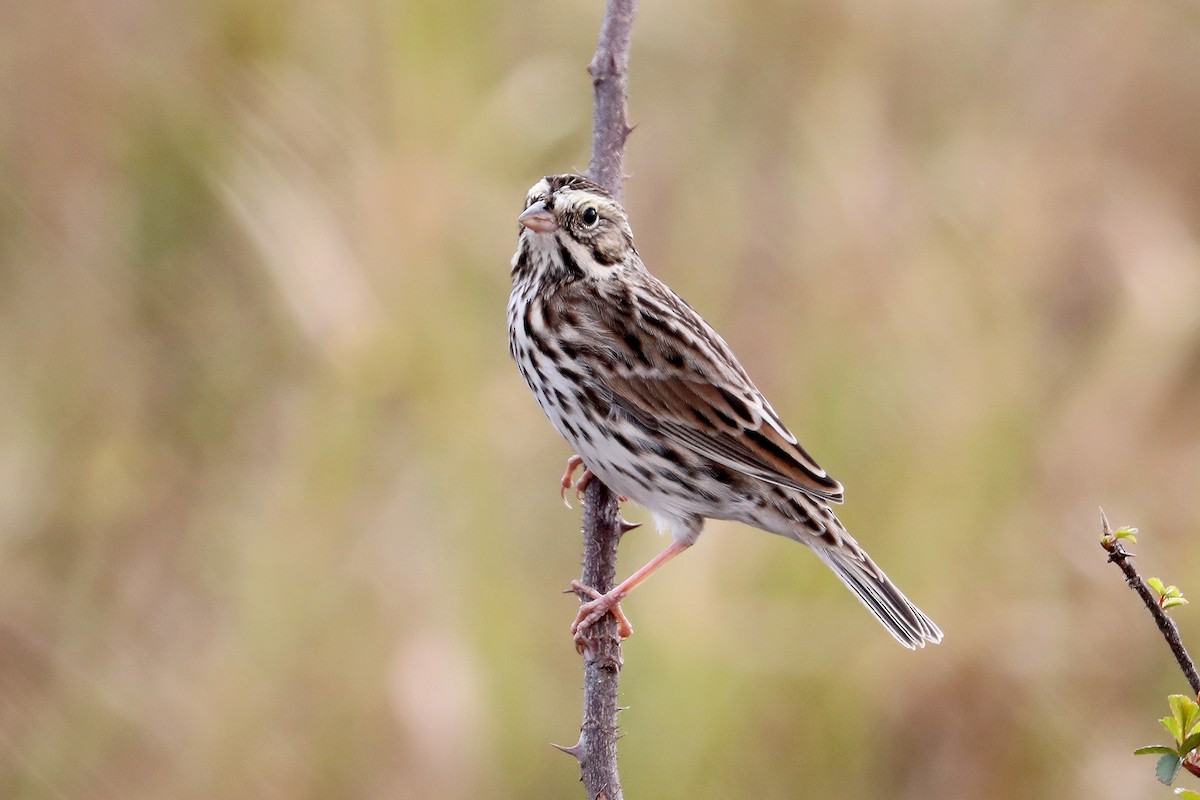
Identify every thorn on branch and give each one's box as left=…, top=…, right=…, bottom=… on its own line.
left=552, top=740, right=585, bottom=761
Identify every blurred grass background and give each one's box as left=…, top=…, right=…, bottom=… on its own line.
left=2, top=0, right=1200, bottom=797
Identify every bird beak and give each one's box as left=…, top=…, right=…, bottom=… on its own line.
left=518, top=201, right=558, bottom=233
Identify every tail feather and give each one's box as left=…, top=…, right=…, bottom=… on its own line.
left=815, top=547, right=943, bottom=649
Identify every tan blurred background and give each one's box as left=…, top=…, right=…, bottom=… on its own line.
left=2, top=0, right=1200, bottom=797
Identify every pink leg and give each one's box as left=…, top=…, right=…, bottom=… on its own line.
left=571, top=540, right=692, bottom=647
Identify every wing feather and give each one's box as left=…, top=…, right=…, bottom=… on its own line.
left=572, top=274, right=845, bottom=502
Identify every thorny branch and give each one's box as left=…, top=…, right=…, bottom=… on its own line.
left=556, top=2, right=638, bottom=799
left=1100, top=509, right=1200, bottom=695
left=586, top=0, right=637, bottom=202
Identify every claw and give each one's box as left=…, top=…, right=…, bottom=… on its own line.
left=559, top=455, right=591, bottom=508
left=559, top=455, right=628, bottom=508
left=570, top=579, right=634, bottom=647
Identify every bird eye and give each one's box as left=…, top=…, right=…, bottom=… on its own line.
left=581, top=207, right=599, bottom=227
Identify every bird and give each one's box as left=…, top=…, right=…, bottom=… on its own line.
left=507, top=173, right=942, bottom=650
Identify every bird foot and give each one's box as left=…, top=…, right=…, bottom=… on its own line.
left=559, top=455, right=593, bottom=508
left=570, top=580, right=633, bottom=651
left=559, top=455, right=626, bottom=508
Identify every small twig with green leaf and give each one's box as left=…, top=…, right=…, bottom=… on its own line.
left=1099, top=509, right=1200, bottom=695
left=1100, top=509, right=1200, bottom=793
left=1134, top=695, right=1200, bottom=786
left=1149, top=578, right=1191, bottom=612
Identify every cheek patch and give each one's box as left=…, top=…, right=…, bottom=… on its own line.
left=591, top=230, right=627, bottom=267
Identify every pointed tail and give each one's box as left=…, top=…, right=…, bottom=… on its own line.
left=814, top=546, right=943, bottom=649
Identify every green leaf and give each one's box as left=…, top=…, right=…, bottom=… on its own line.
left=1115, top=526, right=1139, bottom=542
left=1171, top=695, right=1200, bottom=741
left=1158, top=753, right=1183, bottom=785
left=1150, top=577, right=1167, bottom=596
left=1164, top=714, right=1185, bottom=743
left=1180, top=731, right=1200, bottom=756
left=1135, top=745, right=1179, bottom=756
left=1164, top=597, right=1191, bottom=610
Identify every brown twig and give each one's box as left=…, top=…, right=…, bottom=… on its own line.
left=554, top=2, right=638, bottom=798
left=1100, top=509, right=1200, bottom=695
left=556, top=480, right=626, bottom=799
left=586, top=0, right=637, bottom=202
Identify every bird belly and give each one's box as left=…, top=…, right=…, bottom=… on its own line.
left=545, top=399, right=721, bottom=531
